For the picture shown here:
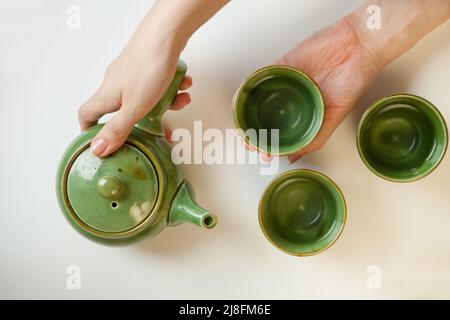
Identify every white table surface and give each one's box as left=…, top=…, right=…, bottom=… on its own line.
left=1, top=0, right=449, bottom=299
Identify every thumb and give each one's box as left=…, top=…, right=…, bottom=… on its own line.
left=90, top=107, right=136, bottom=157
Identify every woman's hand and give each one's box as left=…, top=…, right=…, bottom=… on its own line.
left=78, top=33, right=192, bottom=157
left=78, top=0, right=229, bottom=157
left=276, top=18, right=380, bottom=163
left=277, top=0, right=449, bottom=163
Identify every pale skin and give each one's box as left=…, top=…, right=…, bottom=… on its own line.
left=79, top=0, right=230, bottom=157
left=79, top=0, right=450, bottom=162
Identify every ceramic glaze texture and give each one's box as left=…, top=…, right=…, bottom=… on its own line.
left=56, top=61, right=217, bottom=245
left=259, top=170, right=346, bottom=256
left=358, top=94, right=448, bottom=182
left=233, top=66, right=324, bottom=155
left=67, top=144, right=159, bottom=233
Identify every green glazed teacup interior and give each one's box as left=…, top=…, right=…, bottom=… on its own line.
left=259, top=170, right=346, bottom=256
left=357, top=94, right=448, bottom=182
left=234, top=66, right=324, bottom=155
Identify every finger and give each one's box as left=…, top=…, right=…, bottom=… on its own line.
left=260, top=152, right=273, bottom=163
left=170, top=92, right=191, bottom=111
left=288, top=132, right=327, bottom=163
left=243, top=141, right=256, bottom=152
left=288, top=150, right=307, bottom=163
left=288, top=110, right=346, bottom=163
left=78, top=85, right=121, bottom=131
left=236, top=130, right=257, bottom=152
left=164, top=125, right=173, bottom=144
left=179, top=75, right=193, bottom=91
left=90, top=107, right=136, bottom=157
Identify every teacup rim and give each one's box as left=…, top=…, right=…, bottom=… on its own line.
left=356, top=93, right=449, bottom=183
left=232, top=65, right=325, bottom=156
left=258, top=169, right=347, bottom=257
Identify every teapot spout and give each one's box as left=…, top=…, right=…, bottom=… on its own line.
left=168, top=181, right=217, bottom=229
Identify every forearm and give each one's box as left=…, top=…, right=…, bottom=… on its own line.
left=347, top=0, right=450, bottom=69
left=129, top=0, right=230, bottom=54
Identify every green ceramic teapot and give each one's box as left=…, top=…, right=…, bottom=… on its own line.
left=56, top=61, right=217, bottom=245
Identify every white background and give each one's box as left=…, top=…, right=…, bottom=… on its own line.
left=1, top=0, right=449, bottom=299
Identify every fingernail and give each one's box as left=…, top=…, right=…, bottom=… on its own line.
left=289, top=156, right=301, bottom=164
left=90, top=137, right=107, bottom=156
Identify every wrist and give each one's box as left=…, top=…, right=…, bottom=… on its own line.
left=128, top=4, right=193, bottom=57
left=346, top=0, right=450, bottom=70
left=344, top=4, right=397, bottom=70
left=147, top=13, right=193, bottom=51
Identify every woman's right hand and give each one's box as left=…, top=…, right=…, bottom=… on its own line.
left=251, top=0, right=450, bottom=163
left=78, top=0, right=229, bottom=158
left=78, top=29, right=192, bottom=158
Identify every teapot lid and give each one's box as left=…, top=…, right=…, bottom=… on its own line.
left=65, top=142, right=160, bottom=233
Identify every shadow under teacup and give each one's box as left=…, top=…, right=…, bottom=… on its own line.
left=357, top=94, right=448, bottom=182
left=259, top=169, right=346, bottom=256
left=233, top=65, right=324, bottom=156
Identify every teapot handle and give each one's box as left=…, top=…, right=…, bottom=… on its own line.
left=135, top=60, right=188, bottom=136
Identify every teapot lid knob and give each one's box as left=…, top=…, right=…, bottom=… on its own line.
left=97, top=176, right=124, bottom=199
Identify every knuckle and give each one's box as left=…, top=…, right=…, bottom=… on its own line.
left=103, top=62, right=120, bottom=85
left=77, top=105, right=88, bottom=120
left=104, top=121, right=123, bottom=140
left=104, top=60, right=118, bottom=77
left=133, top=107, right=149, bottom=122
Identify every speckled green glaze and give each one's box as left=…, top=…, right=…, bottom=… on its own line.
left=357, top=94, right=448, bottom=183
left=259, top=169, right=346, bottom=256
left=233, top=66, right=324, bottom=155
left=56, top=61, right=217, bottom=245
left=67, top=144, right=160, bottom=233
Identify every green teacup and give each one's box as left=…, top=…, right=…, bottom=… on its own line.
left=259, top=169, right=346, bottom=256
left=233, top=65, right=324, bottom=155
left=357, top=94, right=448, bottom=182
